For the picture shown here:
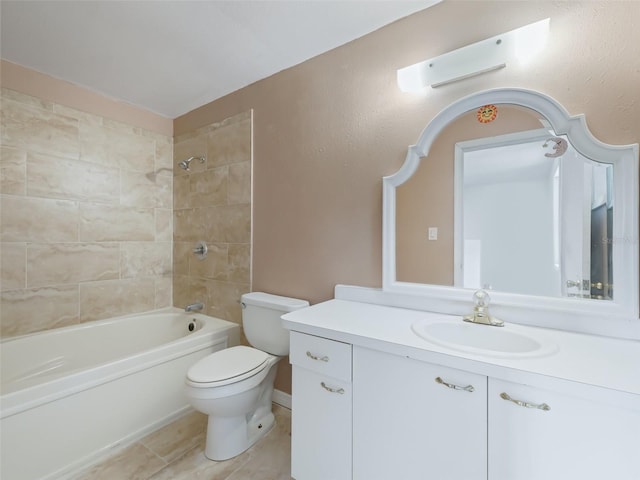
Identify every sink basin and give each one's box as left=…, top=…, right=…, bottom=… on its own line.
left=411, top=320, right=558, bottom=358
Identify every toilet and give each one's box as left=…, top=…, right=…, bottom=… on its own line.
left=185, top=292, right=309, bottom=461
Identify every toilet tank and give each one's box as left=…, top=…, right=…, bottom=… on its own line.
left=241, top=292, right=309, bottom=356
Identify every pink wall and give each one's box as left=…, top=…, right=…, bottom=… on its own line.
left=175, top=1, right=640, bottom=309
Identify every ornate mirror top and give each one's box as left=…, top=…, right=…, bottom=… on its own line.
left=383, top=88, right=638, bottom=338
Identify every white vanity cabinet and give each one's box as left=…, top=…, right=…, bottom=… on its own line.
left=283, top=299, right=640, bottom=480
left=352, top=346, right=487, bottom=480
left=289, top=331, right=352, bottom=480
left=488, top=378, right=640, bottom=480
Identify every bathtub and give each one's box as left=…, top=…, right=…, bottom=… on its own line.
left=0, top=308, right=240, bottom=480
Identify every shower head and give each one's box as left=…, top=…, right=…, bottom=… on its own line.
left=178, top=156, right=205, bottom=171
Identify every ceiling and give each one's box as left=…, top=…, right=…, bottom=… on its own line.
left=0, top=0, right=440, bottom=119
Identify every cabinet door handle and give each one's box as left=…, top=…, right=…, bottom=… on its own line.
left=320, top=382, right=345, bottom=394
left=306, top=351, right=329, bottom=362
left=435, top=376, right=475, bottom=392
left=500, top=392, right=550, bottom=411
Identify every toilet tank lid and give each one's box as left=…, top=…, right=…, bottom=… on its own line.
left=241, top=292, right=309, bottom=312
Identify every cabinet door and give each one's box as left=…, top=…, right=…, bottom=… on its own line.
left=489, top=378, right=640, bottom=480
left=353, top=347, right=487, bottom=480
left=291, top=366, right=352, bottom=480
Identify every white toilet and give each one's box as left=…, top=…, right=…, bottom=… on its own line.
left=185, top=292, right=308, bottom=461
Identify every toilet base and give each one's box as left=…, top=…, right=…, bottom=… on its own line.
left=200, top=362, right=279, bottom=461
left=204, top=409, right=276, bottom=461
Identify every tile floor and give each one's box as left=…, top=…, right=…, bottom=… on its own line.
left=72, top=404, right=292, bottom=480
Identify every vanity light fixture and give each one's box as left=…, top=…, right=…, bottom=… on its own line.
left=397, top=18, right=550, bottom=93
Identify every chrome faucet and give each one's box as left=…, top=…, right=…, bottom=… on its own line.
left=184, top=302, right=204, bottom=313
left=463, top=290, right=504, bottom=327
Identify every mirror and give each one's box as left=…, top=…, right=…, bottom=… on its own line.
left=383, top=88, right=638, bottom=333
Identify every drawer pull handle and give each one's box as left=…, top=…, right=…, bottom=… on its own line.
left=435, top=376, right=475, bottom=392
left=306, top=351, right=329, bottom=362
left=321, top=382, right=345, bottom=394
left=500, top=392, right=550, bottom=411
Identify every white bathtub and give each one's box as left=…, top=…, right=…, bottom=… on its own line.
left=0, top=308, right=240, bottom=480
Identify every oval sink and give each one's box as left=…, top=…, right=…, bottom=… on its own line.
left=411, top=320, right=558, bottom=358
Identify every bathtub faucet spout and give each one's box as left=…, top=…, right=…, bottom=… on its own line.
left=185, top=302, right=204, bottom=313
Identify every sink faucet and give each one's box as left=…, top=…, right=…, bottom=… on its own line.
left=463, top=290, right=504, bottom=327
left=185, top=302, right=204, bottom=313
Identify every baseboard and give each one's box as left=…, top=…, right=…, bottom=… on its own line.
left=272, top=389, right=292, bottom=409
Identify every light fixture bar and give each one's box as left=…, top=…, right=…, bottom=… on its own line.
left=397, top=18, right=550, bottom=93
left=430, top=63, right=506, bottom=88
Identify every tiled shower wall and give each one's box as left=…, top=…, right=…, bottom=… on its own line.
left=0, top=88, right=173, bottom=337
left=172, top=111, right=251, bottom=327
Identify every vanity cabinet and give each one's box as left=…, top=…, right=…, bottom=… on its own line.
left=488, top=378, right=640, bottom=480
left=352, top=346, right=487, bottom=480
left=289, top=332, right=352, bottom=480
left=286, top=304, right=640, bottom=480
left=290, top=338, right=640, bottom=480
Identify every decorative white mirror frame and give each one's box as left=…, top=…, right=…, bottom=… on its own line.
left=382, top=88, right=639, bottom=339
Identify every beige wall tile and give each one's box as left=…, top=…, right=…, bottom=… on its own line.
left=1, top=97, right=80, bottom=159
left=121, top=242, right=172, bottom=278
left=53, top=103, right=103, bottom=126
left=228, top=161, right=251, bottom=205
left=102, top=117, right=141, bottom=135
left=205, top=205, right=251, bottom=243
left=0, top=195, right=79, bottom=242
left=188, top=166, right=228, bottom=207
left=155, top=173, right=173, bottom=208
left=206, top=280, right=249, bottom=324
left=206, top=118, right=251, bottom=168
left=121, top=170, right=172, bottom=208
left=0, top=146, right=26, bottom=195
left=1, top=285, right=79, bottom=337
left=27, top=152, right=120, bottom=203
left=173, top=208, right=208, bottom=243
left=0, top=87, right=172, bottom=339
left=1, top=242, right=26, bottom=291
left=155, top=275, right=173, bottom=309
left=189, top=243, right=228, bottom=280
left=228, top=244, right=251, bottom=284
left=173, top=136, right=207, bottom=176
left=172, top=275, right=208, bottom=312
left=172, top=243, right=191, bottom=276
left=79, top=277, right=156, bottom=322
left=173, top=175, right=190, bottom=209
left=173, top=112, right=252, bottom=331
left=80, top=204, right=155, bottom=241
left=27, top=243, right=120, bottom=287
left=79, top=122, right=155, bottom=172
left=155, top=137, right=174, bottom=170
left=1, top=88, right=54, bottom=111
left=155, top=208, right=173, bottom=241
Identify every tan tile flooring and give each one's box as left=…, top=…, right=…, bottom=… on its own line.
left=72, top=404, right=291, bottom=480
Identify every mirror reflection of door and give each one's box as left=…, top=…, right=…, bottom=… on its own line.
left=454, top=130, right=613, bottom=300
left=454, top=130, right=560, bottom=297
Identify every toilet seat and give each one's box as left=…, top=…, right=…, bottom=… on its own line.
left=187, top=345, right=270, bottom=388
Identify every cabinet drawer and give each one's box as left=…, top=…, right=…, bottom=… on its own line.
left=290, top=331, right=352, bottom=382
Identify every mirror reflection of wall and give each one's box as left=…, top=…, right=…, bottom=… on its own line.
left=396, top=104, right=614, bottom=301
left=396, top=105, right=543, bottom=285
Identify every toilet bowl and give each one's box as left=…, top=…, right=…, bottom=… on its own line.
left=185, top=292, right=308, bottom=461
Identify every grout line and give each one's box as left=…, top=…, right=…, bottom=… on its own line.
left=137, top=442, right=170, bottom=480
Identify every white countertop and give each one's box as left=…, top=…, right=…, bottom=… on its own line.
left=282, top=299, right=640, bottom=399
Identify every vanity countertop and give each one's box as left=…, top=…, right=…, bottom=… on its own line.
left=282, top=299, right=640, bottom=398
